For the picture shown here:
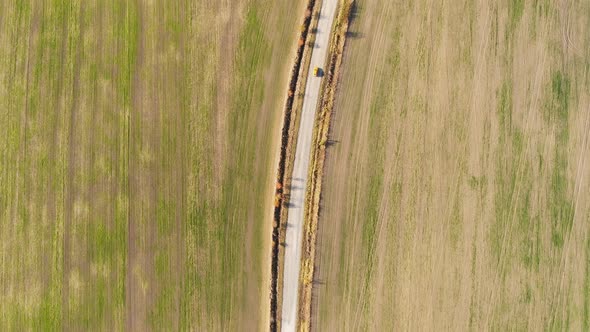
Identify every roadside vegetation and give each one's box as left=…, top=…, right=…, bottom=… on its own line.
left=313, top=0, right=590, bottom=330
left=270, top=0, right=321, bottom=329
left=300, top=0, right=353, bottom=330
left=0, top=0, right=302, bottom=330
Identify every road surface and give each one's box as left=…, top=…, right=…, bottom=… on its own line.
left=281, top=0, right=338, bottom=331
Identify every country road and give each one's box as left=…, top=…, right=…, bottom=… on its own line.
left=280, top=0, right=338, bottom=330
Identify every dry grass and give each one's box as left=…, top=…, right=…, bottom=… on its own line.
left=313, top=0, right=590, bottom=330
left=0, top=0, right=302, bottom=330
left=299, top=1, right=353, bottom=330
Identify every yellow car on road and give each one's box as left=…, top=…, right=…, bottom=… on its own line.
left=313, top=67, right=322, bottom=77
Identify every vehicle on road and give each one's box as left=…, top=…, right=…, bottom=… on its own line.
left=313, top=66, right=322, bottom=77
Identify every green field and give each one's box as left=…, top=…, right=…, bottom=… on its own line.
left=0, top=0, right=301, bottom=330
left=314, top=0, right=590, bottom=330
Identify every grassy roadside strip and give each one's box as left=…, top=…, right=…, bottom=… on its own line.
left=298, top=1, right=353, bottom=330
left=270, top=0, right=322, bottom=330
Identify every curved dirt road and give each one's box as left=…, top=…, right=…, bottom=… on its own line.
left=281, top=0, right=338, bottom=330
